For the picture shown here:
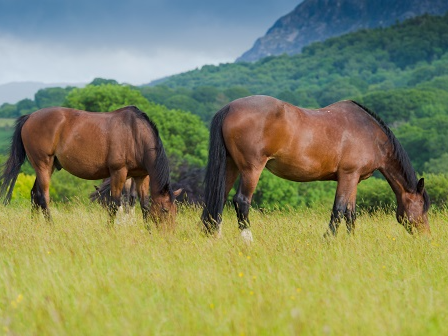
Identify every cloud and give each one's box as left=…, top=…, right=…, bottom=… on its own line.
left=0, top=0, right=301, bottom=84
left=0, top=33, right=234, bottom=85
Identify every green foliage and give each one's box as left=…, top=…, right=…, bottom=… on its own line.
left=355, top=88, right=448, bottom=124
left=357, top=178, right=396, bottom=210
left=0, top=127, right=13, bottom=155
left=251, top=172, right=448, bottom=213
left=11, top=173, right=35, bottom=200
left=139, top=85, right=253, bottom=122
left=395, top=115, right=448, bottom=172
left=252, top=170, right=301, bottom=209
left=423, top=153, right=448, bottom=174
left=10, top=171, right=97, bottom=203
left=423, top=173, right=448, bottom=208
left=34, top=87, right=75, bottom=109
left=16, top=99, right=37, bottom=116
left=64, top=84, right=144, bottom=112
left=90, top=78, right=119, bottom=86
left=50, top=170, right=97, bottom=202
left=297, top=181, right=336, bottom=208
left=0, top=103, right=18, bottom=118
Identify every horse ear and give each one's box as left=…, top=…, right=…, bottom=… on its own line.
left=173, top=188, right=183, bottom=198
left=417, top=178, right=425, bottom=195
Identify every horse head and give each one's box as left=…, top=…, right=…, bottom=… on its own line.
left=396, top=178, right=430, bottom=235
left=149, top=188, right=182, bottom=229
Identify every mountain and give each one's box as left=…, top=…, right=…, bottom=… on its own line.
left=0, top=81, right=84, bottom=105
left=237, top=0, right=448, bottom=62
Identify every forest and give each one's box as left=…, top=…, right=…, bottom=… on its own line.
left=1, top=13, right=448, bottom=209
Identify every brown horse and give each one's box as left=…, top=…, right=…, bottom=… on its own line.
left=201, top=95, right=430, bottom=240
left=0, top=106, right=181, bottom=228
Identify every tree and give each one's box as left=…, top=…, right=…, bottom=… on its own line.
left=16, top=99, right=37, bottom=116
left=90, top=78, right=119, bottom=86
left=34, top=87, right=75, bottom=108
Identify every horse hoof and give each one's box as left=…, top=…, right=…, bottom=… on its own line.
left=241, top=229, right=253, bottom=244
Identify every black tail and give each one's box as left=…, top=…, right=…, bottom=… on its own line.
left=89, top=177, right=112, bottom=207
left=0, top=115, right=30, bottom=205
left=201, top=105, right=231, bottom=231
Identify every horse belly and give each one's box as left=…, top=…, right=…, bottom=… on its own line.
left=265, top=157, right=337, bottom=182
left=56, top=154, right=111, bottom=180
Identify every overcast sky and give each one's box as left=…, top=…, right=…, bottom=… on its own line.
left=0, top=0, right=301, bottom=86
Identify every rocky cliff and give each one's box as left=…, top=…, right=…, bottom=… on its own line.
left=237, top=0, right=448, bottom=62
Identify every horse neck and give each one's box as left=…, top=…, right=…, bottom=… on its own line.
left=379, top=156, right=413, bottom=203
left=142, top=144, right=170, bottom=199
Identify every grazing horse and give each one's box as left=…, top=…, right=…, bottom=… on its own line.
left=90, top=164, right=205, bottom=212
left=201, top=95, right=430, bottom=240
left=0, top=106, right=181, bottom=228
left=90, top=177, right=138, bottom=214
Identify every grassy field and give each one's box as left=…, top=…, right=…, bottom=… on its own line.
left=1, top=202, right=447, bottom=335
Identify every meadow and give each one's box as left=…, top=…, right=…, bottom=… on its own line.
left=1, top=201, right=447, bottom=336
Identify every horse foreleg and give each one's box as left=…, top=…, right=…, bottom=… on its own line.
left=108, top=169, right=127, bottom=226
left=344, top=197, right=357, bottom=234
left=327, top=201, right=345, bottom=237
left=325, top=174, right=359, bottom=237
left=134, top=176, right=150, bottom=231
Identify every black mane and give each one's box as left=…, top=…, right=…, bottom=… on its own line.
left=125, top=106, right=174, bottom=199
left=350, top=101, right=429, bottom=211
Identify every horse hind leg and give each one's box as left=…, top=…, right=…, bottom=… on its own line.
left=31, top=168, right=53, bottom=223
left=232, top=164, right=265, bottom=243
left=209, top=157, right=239, bottom=237
left=31, top=180, right=42, bottom=219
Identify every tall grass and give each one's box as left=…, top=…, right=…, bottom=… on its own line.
left=1, top=202, right=447, bottom=335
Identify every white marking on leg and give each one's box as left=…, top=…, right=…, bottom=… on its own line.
left=241, top=229, right=253, bottom=244
left=214, top=224, right=222, bottom=239
left=115, top=205, right=125, bottom=225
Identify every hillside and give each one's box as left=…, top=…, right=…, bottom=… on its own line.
left=150, top=14, right=448, bottom=102
left=237, top=0, right=448, bottom=62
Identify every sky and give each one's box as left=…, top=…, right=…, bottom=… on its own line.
left=0, top=0, right=301, bottom=86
